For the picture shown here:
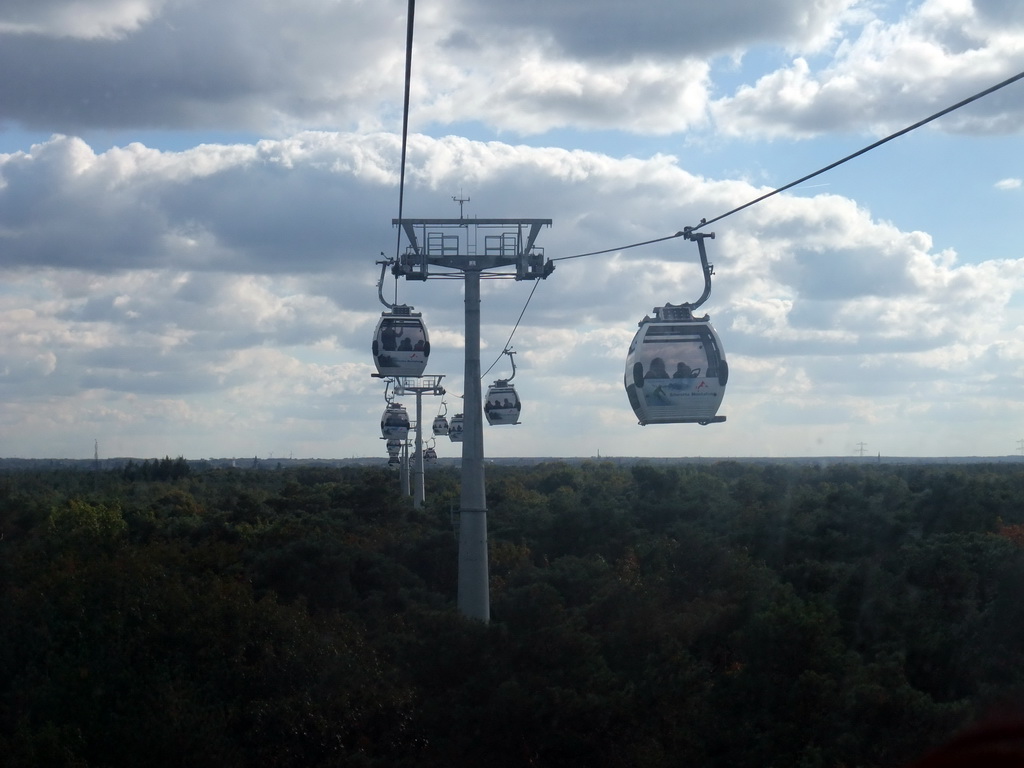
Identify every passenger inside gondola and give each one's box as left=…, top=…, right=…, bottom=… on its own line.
left=380, top=321, right=402, bottom=351
left=673, top=362, right=696, bottom=378
left=648, top=357, right=669, bottom=379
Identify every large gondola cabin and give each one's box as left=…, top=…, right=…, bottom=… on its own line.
left=372, top=306, right=429, bottom=377
left=624, top=304, right=728, bottom=425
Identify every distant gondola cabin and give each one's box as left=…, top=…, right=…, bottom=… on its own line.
left=381, top=403, right=410, bottom=439
left=448, top=413, right=465, bottom=442
left=484, top=381, right=521, bottom=425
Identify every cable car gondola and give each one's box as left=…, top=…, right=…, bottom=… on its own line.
left=373, top=306, right=429, bottom=377
left=624, top=230, right=728, bottom=426
left=484, top=348, right=521, bottom=425
left=385, top=437, right=402, bottom=466
left=381, top=402, right=410, bottom=439
left=485, top=382, right=521, bottom=424
left=372, top=261, right=430, bottom=377
left=432, top=401, right=450, bottom=436
left=448, top=413, right=465, bottom=442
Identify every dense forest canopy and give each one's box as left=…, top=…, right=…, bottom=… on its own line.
left=3, top=460, right=1024, bottom=767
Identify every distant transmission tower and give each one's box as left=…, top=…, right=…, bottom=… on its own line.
left=856, top=442, right=868, bottom=457
left=1017, top=439, right=1024, bottom=457
left=94, top=439, right=100, bottom=471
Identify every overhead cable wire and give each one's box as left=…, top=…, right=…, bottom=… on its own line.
left=551, top=230, right=686, bottom=262
left=393, top=0, right=416, bottom=264
left=549, top=69, right=1024, bottom=261
left=481, top=278, right=542, bottom=379
left=689, top=68, right=1024, bottom=232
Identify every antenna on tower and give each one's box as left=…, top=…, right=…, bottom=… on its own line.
left=452, top=190, right=470, bottom=219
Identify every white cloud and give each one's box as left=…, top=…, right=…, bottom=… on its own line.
left=420, top=56, right=714, bottom=136
left=712, top=0, right=1024, bottom=139
left=3, top=1, right=1024, bottom=459
left=6, top=0, right=1018, bottom=143
left=451, top=0, right=858, bottom=61
left=1, top=130, right=1023, bottom=457
left=0, top=0, right=164, bottom=40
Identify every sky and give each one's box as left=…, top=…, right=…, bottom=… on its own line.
left=2, top=0, right=1024, bottom=461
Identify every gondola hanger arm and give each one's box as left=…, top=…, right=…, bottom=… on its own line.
left=503, top=348, right=517, bottom=383
left=681, top=227, right=715, bottom=311
left=376, top=256, right=399, bottom=310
